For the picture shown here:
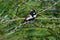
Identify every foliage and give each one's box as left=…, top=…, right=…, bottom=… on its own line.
left=0, top=0, right=60, bottom=40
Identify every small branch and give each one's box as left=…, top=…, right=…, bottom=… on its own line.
left=47, top=28, right=60, bottom=40
left=37, top=0, right=60, bottom=15
left=0, top=18, right=60, bottom=20
left=0, top=18, right=60, bottom=23
left=32, top=22, right=60, bottom=40
left=0, top=21, right=30, bottom=40
left=15, top=5, right=19, bottom=16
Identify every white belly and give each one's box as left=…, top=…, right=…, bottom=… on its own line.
left=33, top=15, right=36, bottom=18
left=26, top=15, right=33, bottom=20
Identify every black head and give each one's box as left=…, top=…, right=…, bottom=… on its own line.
left=30, top=9, right=36, bottom=15
left=31, top=9, right=35, bottom=12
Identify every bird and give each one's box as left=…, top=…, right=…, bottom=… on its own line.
left=22, top=9, right=37, bottom=23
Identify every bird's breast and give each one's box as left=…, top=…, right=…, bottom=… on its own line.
left=33, top=15, right=37, bottom=18
left=26, top=15, right=33, bottom=20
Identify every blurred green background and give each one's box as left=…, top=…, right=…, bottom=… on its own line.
left=0, top=0, right=60, bottom=40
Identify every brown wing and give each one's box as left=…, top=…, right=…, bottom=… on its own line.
left=23, top=14, right=31, bottom=23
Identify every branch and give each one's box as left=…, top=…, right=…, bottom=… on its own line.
left=30, top=21, right=60, bottom=28
left=0, top=21, right=30, bottom=40
left=0, top=18, right=60, bottom=23
left=31, top=22, right=60, bottom=39
left=47, top=28, right=60, bottom=40
left=37, top=0, right=60, bottom=15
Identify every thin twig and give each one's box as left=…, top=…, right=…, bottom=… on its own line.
left=0, top=21, right=30, bottom=40
left=30, top=22, right=60, bottom=39
left=37, top=0, right=60, bottom=15
left=47, top=28, right=60, bottom=40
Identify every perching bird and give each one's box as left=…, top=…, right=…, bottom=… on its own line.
left=22, top=9, right=37, bottom=23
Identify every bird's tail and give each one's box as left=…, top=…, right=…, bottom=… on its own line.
left=22, top=19, right=27, bottom=23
